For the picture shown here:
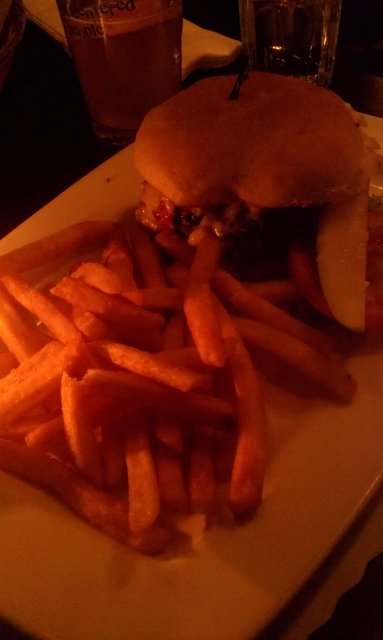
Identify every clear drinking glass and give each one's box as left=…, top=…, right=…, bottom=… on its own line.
left=238, top=0, right=342, bottom=87
left=56, top=0, right=183, bottom=145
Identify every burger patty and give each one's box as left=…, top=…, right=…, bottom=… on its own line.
left=221, top=205, right=320, bottom=281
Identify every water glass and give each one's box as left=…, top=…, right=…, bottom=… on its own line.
left=238, top=0, right=342, bottom=87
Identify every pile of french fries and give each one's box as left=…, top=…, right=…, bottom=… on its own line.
left=0, top=219, right=357, bottom=555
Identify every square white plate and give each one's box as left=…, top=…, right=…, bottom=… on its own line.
left=0, top=117, right=383, bottom=640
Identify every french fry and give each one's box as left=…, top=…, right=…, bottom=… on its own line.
left=0, top=349, right=17, bottom=378
left=41, top=391, right=63, bottom=418
left=25, top=414, right=65, bottom=448
left=213, top=428, right=236, bottom=482
left=124, top=412, right=161, bottom=533
left=99, top=423, right=127, bottom=489
left=61, top=371, right=104, bottom=487
left=79, top=393, right=128, bottom=430
left=0, top=413, right=57, bottom=440
left=213, top=268, right=334, bottom=353
left=0, top=282, right=50, bottom=361
left=0, top=339, right=83, bottom=424
left=71, top=261, right=128, bottom=296
left=165, top=261, right=189, bottom=288
left=184, top=233, right=226, bottom=367
left=50, top=276, right=164, bottom=351
left=155, top=413, right=184, bottom=452
left=155, top=229, right=194, bottom=265
left=0, top=221, right=116, bottom=275
left=1, top=273, right=80, bottom=343
left=25, top=415, right=72, bottom=462
left=184, top=286, right=225, bottom=366
left=243, top=278, right=302, bottom=307
left=139, top=287, right=183, bottom=310
left=82, top=369, right=235, bottom=425
left=127, top=525, right=174, bottom=555
left=153, top=346, right=211, bottom=372
left=155, top=311, right=186, bottom=451
left=227, top=340, right=267, bottom=518
left=90, top=340, right=211, bottom=393
left=155, top=442, right=189, bottom=512
left=0, top=437, right=172, bottom=553
left=189, top=424, right=218, bottom=515
left=129, top=225, right=167, bottom=288
left=161, top=311, right=185, bottom=351
left=101, top=235, right=142, bottom=305
left=217, top=303, right=268, bottom=518
left=39, top=282, right=74, bottom=315
left=0, top=437, right=130, bottom=541
left=73, top=265, right=180, bottom=312
left=72, top=307, right=111, bottom=341
left=51, top=276, right=164, bottom=330
left=187, top=231, right=222, bottom=282
left=234, top=315, right=357, bottom=403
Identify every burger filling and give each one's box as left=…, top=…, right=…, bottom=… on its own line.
left=137, top=180, right=319, bottom=281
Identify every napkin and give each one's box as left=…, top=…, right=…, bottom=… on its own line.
left=23, top=0, right=242, bottom=80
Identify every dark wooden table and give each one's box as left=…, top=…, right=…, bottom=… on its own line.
left=0, top=1, right=383, bottom=638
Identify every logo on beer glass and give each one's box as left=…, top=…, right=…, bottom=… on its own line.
left=61, top=0, right=172, bottom=39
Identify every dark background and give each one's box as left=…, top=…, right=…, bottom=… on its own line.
left=0, top=0, right=382, bottom=238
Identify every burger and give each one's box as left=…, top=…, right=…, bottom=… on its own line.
left=133, top=72, right=381, bottom=332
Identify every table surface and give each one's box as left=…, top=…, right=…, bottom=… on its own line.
left=0, top=1, right=383, bottom=639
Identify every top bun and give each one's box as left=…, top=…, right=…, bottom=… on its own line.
left=134, top=72, right=367, bottom=209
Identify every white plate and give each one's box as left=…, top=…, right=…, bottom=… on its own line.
left=1, top=118, right=383, bottom=640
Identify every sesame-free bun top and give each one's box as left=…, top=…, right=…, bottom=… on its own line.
left=134, top=72, right=367, bottom=209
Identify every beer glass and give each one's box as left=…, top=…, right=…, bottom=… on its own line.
left=56, top=0, right=182, bottom=145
